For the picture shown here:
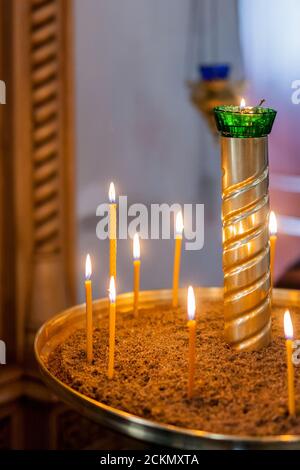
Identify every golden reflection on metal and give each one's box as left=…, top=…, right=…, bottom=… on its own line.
left=221, top=137, right=271, bottom=351
left=188, top=79, right=243, bottom=136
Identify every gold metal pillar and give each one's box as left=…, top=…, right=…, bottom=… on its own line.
left=221, top=136, right=271, bottom=350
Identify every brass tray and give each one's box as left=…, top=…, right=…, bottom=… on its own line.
left=35, top=287, right=300, bottom=449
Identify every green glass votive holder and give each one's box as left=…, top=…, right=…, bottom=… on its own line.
left=214, top=105, right=277, bottom=138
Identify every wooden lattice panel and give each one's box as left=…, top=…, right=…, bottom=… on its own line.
left=0, top=0, right=75, bottom=449
left=0, top=0, right=75, bottom=362
left=31, top=0, right=61, bottom=255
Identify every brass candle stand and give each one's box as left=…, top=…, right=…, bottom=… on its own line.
left=214, top=105, right=277, bottom=351
left=35, top=287, right=300, bottom=450
left=188, top=64, right=243, bottom=135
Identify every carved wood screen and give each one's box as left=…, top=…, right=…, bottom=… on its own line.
left=0, top=0, right=75, bottom=367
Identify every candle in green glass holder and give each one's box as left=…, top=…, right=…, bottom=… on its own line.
left=214, top=99, right=276, bottom=138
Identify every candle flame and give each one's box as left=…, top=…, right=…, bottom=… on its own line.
left=284, top=310, right=293, bottom=340
left=108, top=182, right=116, bottom=203
left=109, top=276, right=116, bottom=303
left=133, top=233, right=140, bottom=260
left=85, top=254, right=92, bottom=280
left=240, top=97, right=246, bottom=109
left=187, top=286, right=196, bottom=321
left=175, top=210, right=184, bottom=236
left=269, top=210, right=277, bottom=237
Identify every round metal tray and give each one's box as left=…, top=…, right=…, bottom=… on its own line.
left=35, top=287, right=300, bottom=449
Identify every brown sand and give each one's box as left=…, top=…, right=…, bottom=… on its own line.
left=47, top=300, right=300, bottom=436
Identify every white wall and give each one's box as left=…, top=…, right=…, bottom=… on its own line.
left=75, top=0, right=241, bottom=300
left=239, top=0, right=300, bottom=279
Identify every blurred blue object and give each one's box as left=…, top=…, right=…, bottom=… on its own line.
left=199, top=64, right=230, bottom=81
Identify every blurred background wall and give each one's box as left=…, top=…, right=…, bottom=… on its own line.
left=239, top=0, right=300, bottom=281
left=75, top=0, right=243, bottom=300
left=75, top=0, right=300, bottom=300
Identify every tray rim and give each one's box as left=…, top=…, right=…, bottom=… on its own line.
left=34, top=287, right=300, bottom=449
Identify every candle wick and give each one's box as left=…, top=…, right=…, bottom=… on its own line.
left=246, top=99, right=266, bottom=114
left=251, top=99, right=266, bottom=113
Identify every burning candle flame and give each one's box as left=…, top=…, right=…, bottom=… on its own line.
left=175, top=210, right=184, bottom=236
left=269, top=210, right=277, bottom=237
left=85, top=254, right=92, bottom=280
left=109, top=182, right=116, bottom=203
left=240, top=97, right=246, bottom=109
left=109, top=276, right=116, bottom=303
left=284, top=310, right=293, bottom=340
left=133, top=233, right=140, bottom=260
left=187, top=286, right=196, bottom=321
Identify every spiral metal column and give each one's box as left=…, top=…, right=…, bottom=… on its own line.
left=221, top=137, right=271, bottom=350
left=214, top=104, right=277, bottom=351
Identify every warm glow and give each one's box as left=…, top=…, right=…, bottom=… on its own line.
left=240, top=97, right=246, bottom=109
left=284, top=310, right=293, bottom=340
left=108, top=182, right=116, bottom=203
left=187, top=286, right=196, bottom=321
left=269, top=210, right=277, bottom=237
left=175, top=210, right=184, bottom=236
left=109, top=276, right=116, bottom=303
left=133, top=233, right=140, bottom=260
left=85, top=254, right=92, bottom=280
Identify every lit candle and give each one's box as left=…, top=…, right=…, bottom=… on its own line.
left=109, top=182, right=117, bottom=279
left=269, top=210, right=277, bottom=287
left=108, top=276, right=116, bottom=379
left=85, top=254, right=93, bottom=363
left=240, top=97, right=246, bottom=111
left=187, top=286, right=196, bottom=399
left=133, top=233, right=141, bottom=317
left=239, top=97, right=263, bottom=114
left=172, top=211, right=184, bottom=308
left=284, top=310, right=296, bottom=417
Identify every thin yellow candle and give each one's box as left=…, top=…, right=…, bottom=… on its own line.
left=172, top=211, right=184, bottom=308
left=187, top=285, right=196, bottom=399
left=133, top=233, right=141, bottom=317
left=284, top=310, right=296, bottom=417
left=85, top=254, right=93, bottom=363
left=269, top=210, right=277, bottom=287
left=109, top=182, right=117, bottom=279
left=108, top=276, right=116, bottom=379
